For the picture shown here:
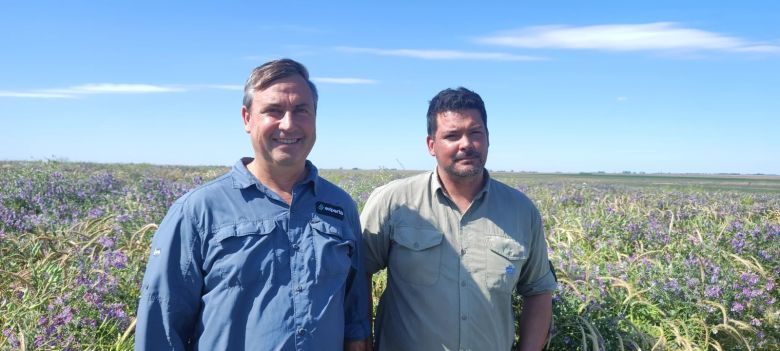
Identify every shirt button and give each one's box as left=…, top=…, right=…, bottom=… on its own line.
left=460, top=281, right=466, bottom=287
left=297, top=328, right=306, bottom=336
left=460, top=248, right=466, bottom=255
left=291, top=244, right=300, bottom=250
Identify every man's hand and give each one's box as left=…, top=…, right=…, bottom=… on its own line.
left=344, top=339, right=368, bottom=351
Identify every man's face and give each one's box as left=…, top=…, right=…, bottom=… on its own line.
left=427, top=109, right=489, bottom=179
left=242, top=75, right=316, bottom=169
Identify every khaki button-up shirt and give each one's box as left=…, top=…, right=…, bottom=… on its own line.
left=361, top=170, right=556, bottom=351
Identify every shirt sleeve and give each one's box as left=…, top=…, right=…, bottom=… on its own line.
left=360, top=186, right=393, bottom=275
left=343, top=201, right=371, bottom=341
left=515, top=208, right=557, bottom=296
left=135, top=201, right=204, bottom=350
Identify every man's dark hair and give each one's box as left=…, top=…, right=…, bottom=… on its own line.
left=426, top=87, right=487, bottom=136
left=242, top=58, right=318, bottom=111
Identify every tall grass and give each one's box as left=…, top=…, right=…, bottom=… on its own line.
left=1, top=162, right=777, bottom=350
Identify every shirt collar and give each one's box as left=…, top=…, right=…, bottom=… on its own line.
left=231, top=158, right=319, bottom=195
left=431, top=167, right=491, bottom=202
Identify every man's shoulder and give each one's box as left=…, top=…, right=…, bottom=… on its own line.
left=173, top=171, right=235, bottom=208
left=488, top=178, right=538, bottom=210
left=377, top=171, right=431, bottom=193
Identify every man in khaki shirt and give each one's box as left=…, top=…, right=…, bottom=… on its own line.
left=361, top=87, right=556, bottom=351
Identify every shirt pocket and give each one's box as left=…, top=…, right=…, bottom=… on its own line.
left=310, top=217, right=354, bottom=280
left=485, top=236, right=526, bottom=294
left=210, top=220, right=278, bottom=289
left=390, top=226, right=444, bottom=286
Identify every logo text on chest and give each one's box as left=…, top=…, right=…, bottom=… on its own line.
left=316, top=201, right=344, bottom=220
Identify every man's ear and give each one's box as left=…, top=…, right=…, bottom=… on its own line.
left=427, top=135, right=435, bottom=157
left=242, top=106, right=251, bottom=133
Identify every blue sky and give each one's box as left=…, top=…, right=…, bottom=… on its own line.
left=2, top=1, right=779, bottom=174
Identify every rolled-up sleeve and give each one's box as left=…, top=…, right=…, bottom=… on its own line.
left=516, top=209, right=557, bottom=296
left=343, top=203, right=371, bottom=341
left=135, top=201, right=204, bottom=350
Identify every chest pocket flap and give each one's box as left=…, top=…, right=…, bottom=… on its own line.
left=212, top=219, right=276, bottom=243
left=393, top=226, right=443, bottom=251
left=310, top=218, right=344, bottom=239
left=390, top=226, right=444, bottom=285
left=488, top=236, right=525, bottom=260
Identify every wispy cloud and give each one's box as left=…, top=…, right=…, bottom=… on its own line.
left=336, top=46, right=544, bottom=61
left=1, top=83, right=221, bottom=99
left=0, top=91, right=76, bottom=98
left=45, top=83, right=186, bottom=95
left=0, top=79, right=378, bottom=99
left=312, top=77, right=378, bottom=84
left=477, top=22, right=780, bottom=54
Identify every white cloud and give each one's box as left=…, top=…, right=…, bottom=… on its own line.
left=616, top=96, right=628, bottom=102
left=0, top=79, right=377, bottom=99
left=1, top=83, right=210, bottom=99
left=44, top=83, right=186, bottom=95
left=312, top=77, right=378, bottom=84
left=0, top=91, right=76, bottom=98
left=477, top=23, right=780, bottom=54
left=336, top=46, right=544, bottom=61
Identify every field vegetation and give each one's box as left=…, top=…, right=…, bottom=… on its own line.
left=1, top=161, right=778, bottom=350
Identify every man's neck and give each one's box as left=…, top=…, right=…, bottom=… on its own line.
left=246, top=159, right=306, bottom=204
left=436, top=167, right=485, bottom=213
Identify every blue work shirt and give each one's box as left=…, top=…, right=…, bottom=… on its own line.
left=135, top=158, right=370, bottom=350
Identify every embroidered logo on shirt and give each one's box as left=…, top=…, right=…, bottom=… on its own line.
left=316, top=201, right=344, bottom=220
left=505, top=264, right=515, bottom=274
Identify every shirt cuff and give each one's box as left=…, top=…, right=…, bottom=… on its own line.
left=516, top=269, right=557, bottom=296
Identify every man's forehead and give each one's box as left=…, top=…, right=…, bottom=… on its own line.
left=253, top=78, right=314, bottom=104
left=436, top=109, right=485, bottom=128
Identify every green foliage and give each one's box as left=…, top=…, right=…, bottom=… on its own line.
left=1, top=162, right=778, bottom=350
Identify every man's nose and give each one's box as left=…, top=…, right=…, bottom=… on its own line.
left=458, top=135, right=475, bottom=150
left=279, top=111, right=294, bottom=130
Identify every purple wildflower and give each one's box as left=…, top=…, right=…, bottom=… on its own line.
left=704, top=286, right=721, bottom=298
left=97, top=236, right=115, bottom=249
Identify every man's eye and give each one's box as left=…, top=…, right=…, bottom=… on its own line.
left=264, top=108, right=283, bottom=117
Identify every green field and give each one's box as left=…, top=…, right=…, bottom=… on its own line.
left=1, top=161, right=778, bottom=350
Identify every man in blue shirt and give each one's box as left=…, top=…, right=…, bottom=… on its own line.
left=135, top=59, right=370, bottom=350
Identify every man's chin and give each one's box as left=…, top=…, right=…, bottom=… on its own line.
left=445, top=165, right=483, bottom=178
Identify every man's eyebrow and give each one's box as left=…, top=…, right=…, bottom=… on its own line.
left=260, top=103, right=283, bottom=109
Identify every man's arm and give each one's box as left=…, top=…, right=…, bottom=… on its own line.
left=135, top=202, right=203, bottom=351
left=342, top=273, right=374, bottom=351
left=343, top=203, right=371, bottom=350
left=516, top=292, right=552, bottom=351
left=358, top=186, right=394, bottom=351
left=514, top=207, right=556, bottom=351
